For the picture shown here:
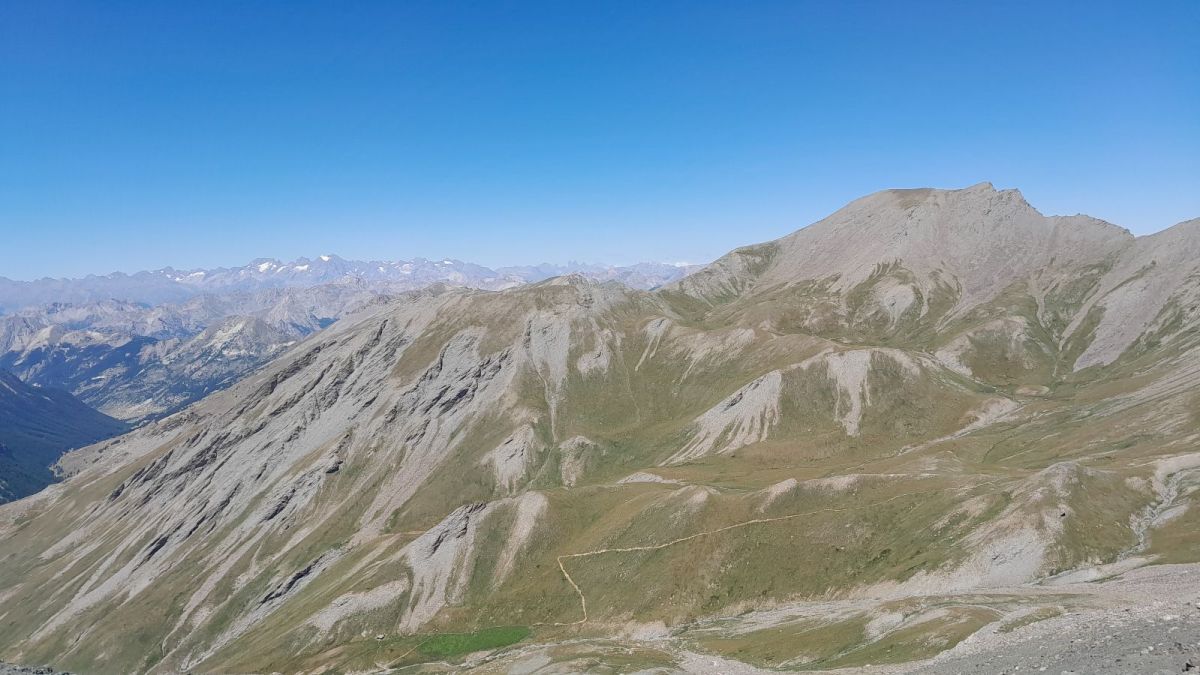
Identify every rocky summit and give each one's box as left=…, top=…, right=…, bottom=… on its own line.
left=2, top=184, right=1199, bottom=673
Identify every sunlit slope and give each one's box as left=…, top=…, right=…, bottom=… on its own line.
left=1, top=185, right=1198, bottom=674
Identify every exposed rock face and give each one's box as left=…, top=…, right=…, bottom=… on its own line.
left=0, top=262, right=700, bottom=423
left=673, top=183, right=1131, bottom=309
left=667, top=183, right=1200, bottom=377
left=1071, top=217, right=1200, bottom=369
left=1, top=184, right=1198, bottom=674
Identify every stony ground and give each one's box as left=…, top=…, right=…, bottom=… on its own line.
left=870, top=564, right=1200, bottom=675
left=896, top=607, right=1200, bottom=675
left=0, top=665, right=72, bottom=675
left=6, top=567, right=1200, bottom=674
left=467, top=563, right=1200, bottom=674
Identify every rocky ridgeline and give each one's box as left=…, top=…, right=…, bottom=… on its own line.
left=2, top=184, right=1199, bottom=673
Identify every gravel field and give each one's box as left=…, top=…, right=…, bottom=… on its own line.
left=8, top=566, right=1200, bottom=674
left=0, top=665, right=72, bottom=675
left=877, top=564, right=1200, bottom=675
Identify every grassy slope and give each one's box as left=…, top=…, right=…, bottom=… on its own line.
left=2, top=261, right=1199, bottom=674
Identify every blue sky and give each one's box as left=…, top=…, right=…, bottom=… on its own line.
left=1, top=1, right=1197, bottom=280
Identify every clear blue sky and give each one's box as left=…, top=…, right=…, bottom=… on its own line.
left=2, top=1, right=1197, bottom=280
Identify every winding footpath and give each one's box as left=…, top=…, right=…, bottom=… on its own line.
left=549, top=480, right=997, bottom=626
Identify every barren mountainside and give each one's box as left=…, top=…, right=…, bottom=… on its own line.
left=2, top=184, right=1199, bottom=673
left=0, top=262, right=699, bottom=423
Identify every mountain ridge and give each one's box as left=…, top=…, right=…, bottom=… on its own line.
left=0, top=257, right=701, bottom=314
left=2, top=184, right=1199, bottom=673
left=0, top=260, right=701, bottom=422
left=0, top=284, right=389, bottom=421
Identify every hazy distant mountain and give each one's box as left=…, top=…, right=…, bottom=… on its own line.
left=4, top=184, right=1199, bottom=673
left=0, top=256, right=699, bottom=314
left=0, top=282, right=389, bottom=421
left=496, top=260, right=703, bottom=288
left=0, top=370, right=126, bottom=503
left=0, top=259, right=699, bottom=421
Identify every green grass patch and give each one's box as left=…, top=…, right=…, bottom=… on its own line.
left=418, top=626, right=531, bottom=658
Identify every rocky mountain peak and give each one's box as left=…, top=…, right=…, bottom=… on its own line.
left=674, top=183, right=1136, bottom=311
left=2, top=185, right=1199, bottom=674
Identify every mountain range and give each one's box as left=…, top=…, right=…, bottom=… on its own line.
left=0, top=257, right=701, bottom=314
left=1, top=183, right=1198, bottom=673
left=0, top=259, right=700, bottom=424
left=0, top=283, right=388, bottom=422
